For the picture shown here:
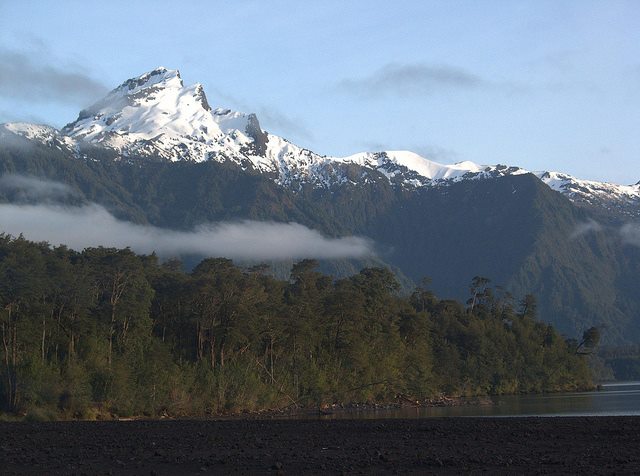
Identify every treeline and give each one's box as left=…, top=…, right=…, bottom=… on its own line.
left=0, top=235, right=592, bottom=419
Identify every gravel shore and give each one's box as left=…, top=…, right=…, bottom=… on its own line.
left=2, top=416, right=639, bottom=474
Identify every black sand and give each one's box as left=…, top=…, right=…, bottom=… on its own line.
left=2, top=416, right=639, bottom=474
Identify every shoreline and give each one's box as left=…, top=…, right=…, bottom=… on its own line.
left=221, top=395, right=496, bottom=420
left=2, top=380, right=616, bottom=423
left=0, top=395, right=496, bottom=422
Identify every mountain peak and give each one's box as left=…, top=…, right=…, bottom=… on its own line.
left=63, top=67, right=188, bottom=135
left=59, top=68, right=271, bottom=163
left=60, top=66, right=222, bottom=153
left=115, top=67, right=183, bottom=94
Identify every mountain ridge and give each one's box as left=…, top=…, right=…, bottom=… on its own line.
left=2, top=67, right=638, bottom=219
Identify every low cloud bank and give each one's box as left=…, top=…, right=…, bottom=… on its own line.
left=0, top=202, right=373, bottom=260
left=0, top=174, right=372, bottom=259
left=571, top=219, right=640, bottom=249
left=570, top=219, right=603, bottom=239
left=620, top=223, right=640, bottom=247
left=0, top=174, right=75, bottom=201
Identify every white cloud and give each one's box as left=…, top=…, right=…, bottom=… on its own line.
left=620, top=223, right=640, bottom=247
left=0, top=202, right=373, bottom=260
left=570, top=219, right=603, bottom=239
left=0, top=174, right=373, bottom=260
left=0, top=174, right=75, bottom=201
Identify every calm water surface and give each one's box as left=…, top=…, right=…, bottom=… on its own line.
left=317, top=381, right=640, bottom=419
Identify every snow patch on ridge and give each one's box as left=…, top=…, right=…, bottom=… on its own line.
left=2, top=122, right=77, bottom=152
left=536, top=171, right=640, bottom=214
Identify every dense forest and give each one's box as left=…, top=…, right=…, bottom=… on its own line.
left=0, top=234, right=593, bottom=420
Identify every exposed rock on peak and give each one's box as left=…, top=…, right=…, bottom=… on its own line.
left=193, top=84, right=211, bottom=112
left=244, top=113, right=268, bottom=156
left=117, top=67, right=183, bottom=93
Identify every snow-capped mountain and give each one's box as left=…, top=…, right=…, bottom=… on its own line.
left=61, top=68, right=272, bottom=165
left=2, top=67, right=638, bottom=216
left=536, top=171, right=640, bottom=217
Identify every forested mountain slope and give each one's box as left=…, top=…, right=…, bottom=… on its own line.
left=1, top=133, right=639, bottom=343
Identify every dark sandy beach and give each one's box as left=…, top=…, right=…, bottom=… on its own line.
left=1, top=416, right=639, bottom=475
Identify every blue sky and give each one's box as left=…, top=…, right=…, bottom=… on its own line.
left=0, top=0, right=638, bottom=184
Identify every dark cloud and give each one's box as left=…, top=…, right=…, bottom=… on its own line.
left=0, top=175, right=372, bottom=260
left=411, top=145, right=460, bottom=163
left=359, top=141, right=388, bottom=153
left=527, top=49, right=581, bottom=74
left=337, top=63, right=486, bottom=96
left=360, top=141, right=460, bottom=163
left=0, top=48, right=108, bottom=105
left=336, top=62, right=548, bottom=98
left=0, top=108, right=48, bottom=125
left=256, top=107, right=314, bottom=142
left=211, top=88, right=314, bottom=142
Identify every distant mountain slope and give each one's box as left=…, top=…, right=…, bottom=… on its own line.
left=300, top=173, right=640, bottom=342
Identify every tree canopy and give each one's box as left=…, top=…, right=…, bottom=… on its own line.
left=0, top=234, right=593, bottom=419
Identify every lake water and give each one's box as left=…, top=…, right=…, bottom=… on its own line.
left=317, top=381, right=640, bottom=419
